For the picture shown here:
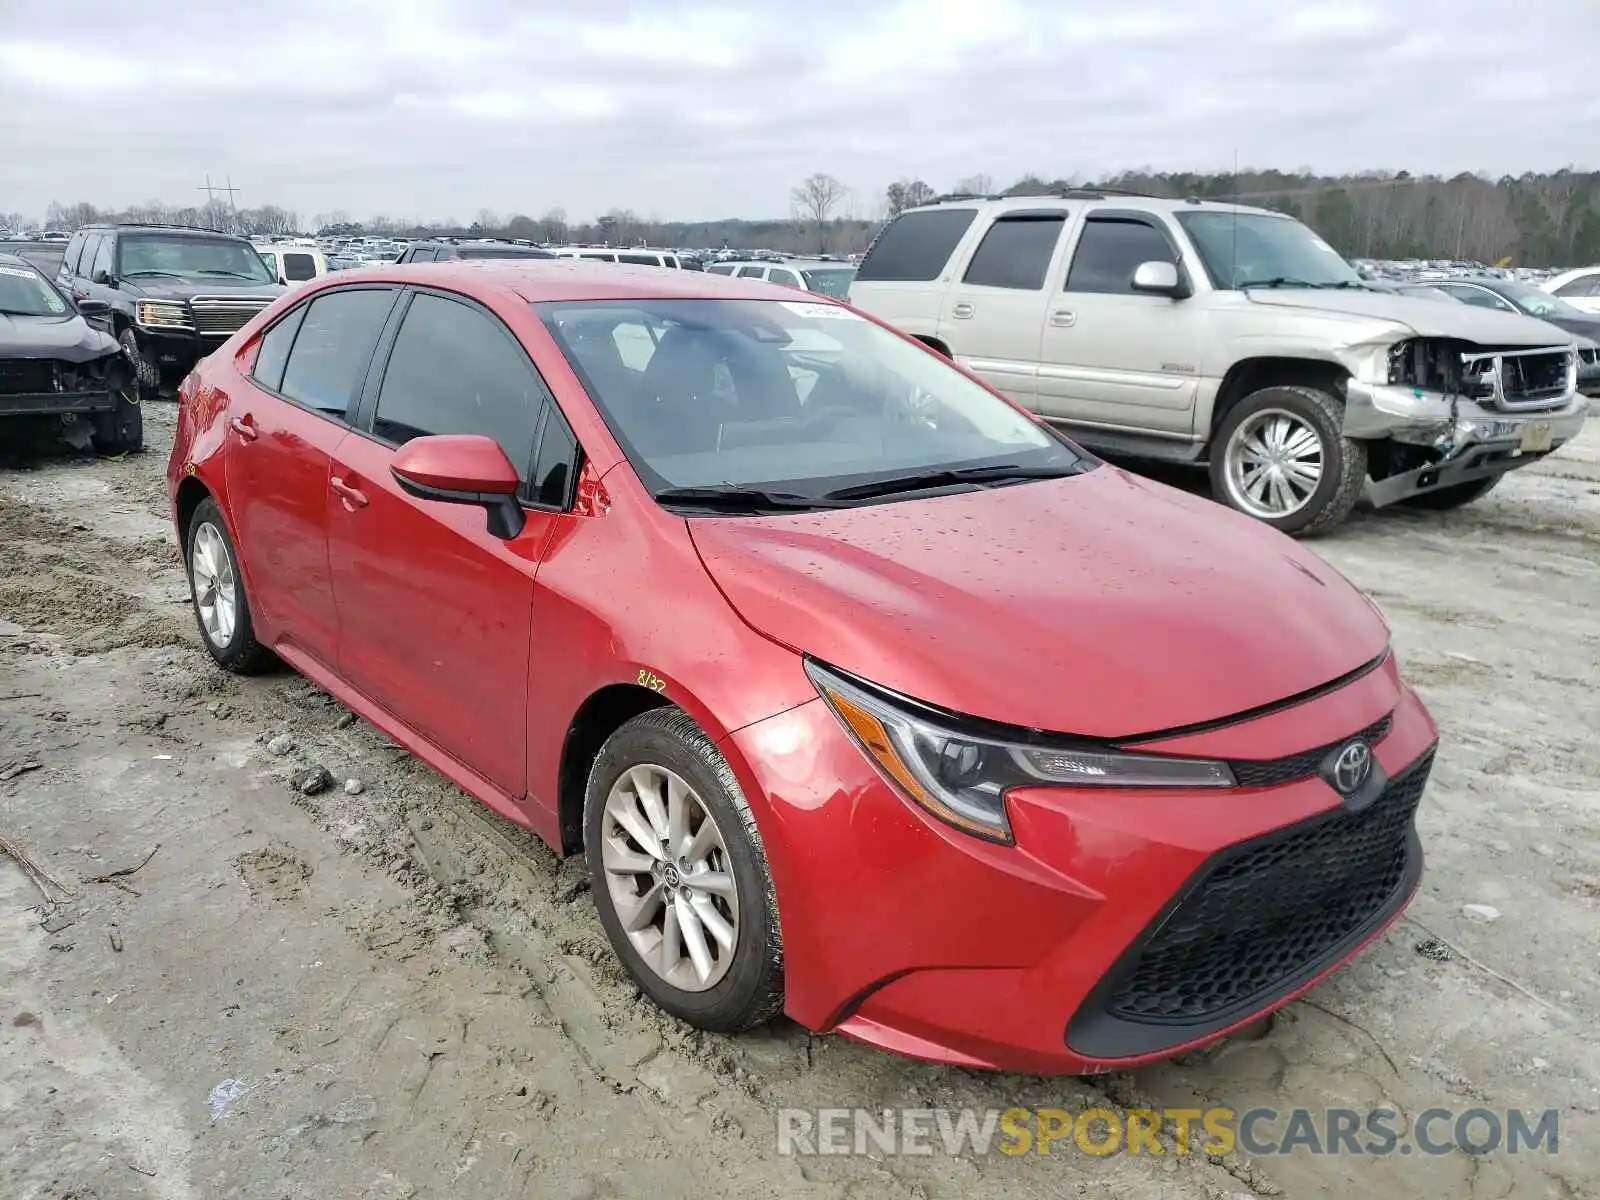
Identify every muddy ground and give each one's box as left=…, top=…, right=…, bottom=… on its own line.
left=2, top=405, right=1597, bottom=1200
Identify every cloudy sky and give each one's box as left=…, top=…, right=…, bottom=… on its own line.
left=2, top=0, right=1594, bottom=224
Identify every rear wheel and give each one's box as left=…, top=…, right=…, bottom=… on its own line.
left=584, top=708, right=783, bottom=1033
left=186, top=499, right=275, bottom=674
left=90, top=387, right=142, bottom=455
left=1210, top=384, right=1365, bottom=536
left=1399, top=476, right=1500, bottom=510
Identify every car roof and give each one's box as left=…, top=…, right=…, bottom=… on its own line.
left=314, top=258, right=818, bottom=304
left=901, top=192, right=1284, bottom=219
left=89, top=224, right=251, bottom=239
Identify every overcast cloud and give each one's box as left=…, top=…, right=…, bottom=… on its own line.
left=2, top=0, right=1596, bottom=223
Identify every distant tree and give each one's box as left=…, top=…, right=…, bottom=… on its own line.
left=540, top=207, right=568, bottom=244
left=504, top=213, right=539, bottom=241
left=885, top=178, right=935, bottom=216
left=792, top=173, right=847, bottom=252
left=954, top=174, right=994, bottom=196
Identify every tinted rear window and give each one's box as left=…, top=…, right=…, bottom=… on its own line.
left=854, top=209, right=976, bottom=282
left=962, top=216, right=1066, bottom=290
left=458, top=246, right=556, bottom=259
left=283, top=253, right=318, bottom=281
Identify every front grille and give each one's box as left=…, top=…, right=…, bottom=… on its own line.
left=1104, top=749, right=1433, bottom=1024
left=189, top=296, right=271, bottom=337
left=1228, top=713, right=1393, bottom=788
left=0, top=358, right=56, bottom=395
left=1500, top=349, right=1569, bottom=406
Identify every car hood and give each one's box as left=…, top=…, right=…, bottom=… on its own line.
left=688, top=467, right=1389, bottom=739
left=1245, top=288, right=1572, bottom=345
left=0, top=312, right=120, bottom=362
left=1540, top=313, right=1600, bottom=342
left=124, top=279, right=285, bottom=301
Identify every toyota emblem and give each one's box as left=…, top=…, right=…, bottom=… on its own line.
left=1331, top=740, right=1373, bottom=794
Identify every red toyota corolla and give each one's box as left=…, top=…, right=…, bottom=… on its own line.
left=167, top=261, right=1436, bottom=1073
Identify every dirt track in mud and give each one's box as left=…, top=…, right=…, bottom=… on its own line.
left=2, top=405, right=1598, bottom=1200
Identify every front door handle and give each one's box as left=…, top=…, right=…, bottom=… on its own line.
left=229, top=416, right=259, bottom=442
left=1051, top=310, right=1077, bottom=327
left=950, top=302, right=975, bottom=319
left=330, top=476, right=369, bottom=510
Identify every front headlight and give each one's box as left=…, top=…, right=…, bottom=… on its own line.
left=805, top=661, right=1235, bottom=844
left=134, top=299, right=192, bottom=330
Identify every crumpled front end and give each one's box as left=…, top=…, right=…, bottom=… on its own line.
left=0, top=352, right=126, bottom=418
left=1336, top=334, right=1587, bottom=506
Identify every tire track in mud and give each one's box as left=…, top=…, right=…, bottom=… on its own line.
left=0, top=424, right=1240, bottom=1199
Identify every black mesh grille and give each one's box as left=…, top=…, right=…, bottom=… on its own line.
left=1227, top=713, right=1393, bottom=788
left=0, top=359, right=56, bottom=395
left=1105, top=749, right=1432, bottom=1023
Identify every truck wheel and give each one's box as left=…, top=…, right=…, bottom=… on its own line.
left=1399, top=476, right=1500, bottom=511
left=1210, top=385, right=1366, bottom=536
left=118, top=327, right=159, bottom=394
left=90, top=387, right=143, bottom=455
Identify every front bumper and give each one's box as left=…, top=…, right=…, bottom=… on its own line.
left=0, top=387, right=119, bottom=418
left=1344, top=380, right=1588, bottom=506
left=132, top=328, right=224, bottom=385
left=728, top=655, right=1437, bottom=1074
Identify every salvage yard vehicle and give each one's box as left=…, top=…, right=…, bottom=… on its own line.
left=708, top=258, right=858, bottom=296
left=255, top=244, right=330, bottom=289
left=0, top=251, right=140, bottom=453
left=395, top=239, right=556, bottom=264
left=848, top=193, right=1589, bottom=533
left=167, top=261, right=1438, bottom=1073
left=1543, top=266, right=1600, bottom=315
left=1416, top=277, right=1600, bottom=398
left=57, top=223, right=284, bottom=398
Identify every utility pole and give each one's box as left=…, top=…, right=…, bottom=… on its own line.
left=198, top=175, right=242, bottom=233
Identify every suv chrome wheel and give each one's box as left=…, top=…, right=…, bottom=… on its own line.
left=1222, top=407, right=1326, bottom=519
left=599, top=763, right=739, bottom=992
left=190, top=521, right=238, bottom=648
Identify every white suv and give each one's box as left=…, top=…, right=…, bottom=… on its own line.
left=849, top=192, right=1587, bottom=534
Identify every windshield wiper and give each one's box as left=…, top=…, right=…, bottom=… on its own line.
left=652, top=485, right=848, bottom=512
left=196, top=269, right=262, bottom=279
left=821, top=462, right=1081, bottom=503
left=121, top=269, right=187, bottom=279
left=1237, top=277, right=1319, bottom=290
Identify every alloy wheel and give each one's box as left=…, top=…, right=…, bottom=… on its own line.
left=599, top=763, right=739, bottom=991
left=190, top=521, right=238, bottom=648
left=1223, top=407, right=1326, bottom=519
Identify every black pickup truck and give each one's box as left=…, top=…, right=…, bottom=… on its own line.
left=56, top=224, right=284, bottom=397
left=0, top=252, right=140, bottom=454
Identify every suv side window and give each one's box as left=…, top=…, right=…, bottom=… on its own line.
left=90, top=236, right=115, bottom=282
left=1065, top=218, right=1178, bottom=295
left=1555, top=274, right=1599, bottom=298
left=278, top=288, right=396, bottom=418
left=736, top=265, right=766, bottom=279
left=76, top=234, right=102, bottom=280
left=962, top=215, right=1067, bottom=290
left=61, top=231, right=87, bottom=278
left=768, top=267, right=803, bottom=288
left=371, top=292, right=546, bottom=484
left=252, top=305, right=309, bottom=392
left=618, top=253, right=660, bottom=266
left=854, top=209, right=977, bottom=282
left=283, top=252, right=318, bottom=281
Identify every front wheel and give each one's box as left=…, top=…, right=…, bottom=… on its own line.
left=584, top=708, right=783, bottom=1033
left=1209, top=384, right=1366, bottom=536
left=186, top=499, right=275, bottom=674
left=1399, top=476, right=1501, bottom=511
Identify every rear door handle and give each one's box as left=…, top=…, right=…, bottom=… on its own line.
left=330, top=476, right=369, bottom=510
left=950, top=302, right=975, bottom=319
left=229, top=416, right=259, bottom=442
left=1051, top=310, right=1077, bottom=327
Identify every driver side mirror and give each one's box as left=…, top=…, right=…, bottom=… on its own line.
left=1131, top=260, right=1190, bottom=299
left=92, top=269, right=115, bottom=287
left=76, top=298, right=111, bottom=316
left=390, top=434, right=526, bottom=540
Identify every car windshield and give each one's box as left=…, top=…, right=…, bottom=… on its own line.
left=799, top=266, right=857, bottom=298
left=0, top=262, right=71, bottom=316
left=1494, top=281, right=1582, bottom=319
left=119, top=236, right=275, bottom=282
left=536, top=297, right=1087, bottom=504
left=1175, top=212, right=1366, bottom=290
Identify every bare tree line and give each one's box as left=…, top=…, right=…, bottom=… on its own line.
left=20, top=166, right=1600, bottom=266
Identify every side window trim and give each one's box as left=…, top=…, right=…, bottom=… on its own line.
left=258, top=285, right=400, bottom=425
left=356, top=285, right=583, bottom=513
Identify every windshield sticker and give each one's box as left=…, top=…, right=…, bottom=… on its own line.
left=778, top=300, right=863, bottom=321
left=0, top=265, right=39, bottom=278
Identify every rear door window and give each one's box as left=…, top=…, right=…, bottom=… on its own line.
left=736, top=266, right=767, bottom=279
left=618, top=253, right=661, bottom=266
left=61, top=231, right=87, bottom=278
left=767, top=268, right=803, bottom=288
left=372, top=291, right=547, bottom=482
left=252, top=305, right=308, bottom=392
left=1065, top=219, right=1178, bottom=295
left=76, top=234, right=102, bottom=280
left=283, top=252, right=318, bottom=281
left=90, top=236, right=115, bottom=282
left=962, top=215, right=1067, bottom=289
left=278, top=288, right=396, bottom=418
left=853, top=209, right=977, bottom=282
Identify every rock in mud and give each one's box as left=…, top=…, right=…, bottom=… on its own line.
left=292, top=765, right=335, bottom=796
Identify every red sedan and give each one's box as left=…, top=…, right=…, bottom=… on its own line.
left=167, top=261, right=1437, bottom=1073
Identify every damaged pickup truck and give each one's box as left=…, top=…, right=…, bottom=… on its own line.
left=847, top=194, right=1589, bottom=534
left=0, top=252, right=140, bottom=455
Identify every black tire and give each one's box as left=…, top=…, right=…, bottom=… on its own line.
left=1209, top=384, right=1366, bottom=536
left=1398, top=476, right=1500, bottom=511
left=90, top=387, right=143, bottom=455
left=584, top=708, right=783, bottom=1033
left=185, top=498, right=276, bottom=674
left=118, top=326, right=159, bottom=395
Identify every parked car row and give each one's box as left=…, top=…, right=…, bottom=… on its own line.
left=845, top=191, right=1589, bottom=534
left=165, top=258, right=1441, bottom=1074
